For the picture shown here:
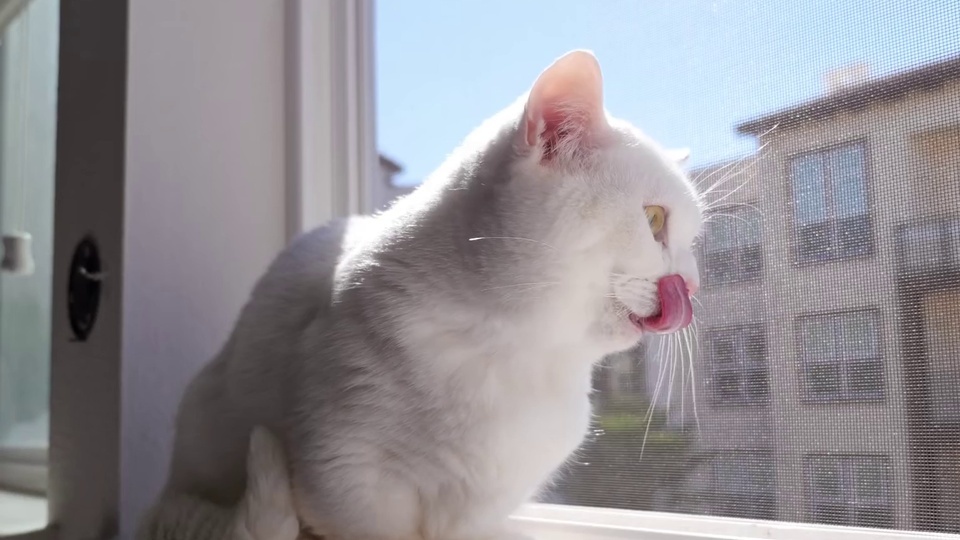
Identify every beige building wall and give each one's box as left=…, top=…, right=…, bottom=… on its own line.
left=683, top=77, right=960, bottom=528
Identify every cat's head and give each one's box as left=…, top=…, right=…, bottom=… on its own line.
left=392, top=50, right=702, bottom=357
left=499, top=50, right=702, bottom=354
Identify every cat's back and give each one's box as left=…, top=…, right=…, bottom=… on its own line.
left=168, top=215, right=375, bottom=501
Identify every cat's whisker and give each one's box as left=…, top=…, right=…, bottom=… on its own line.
left=467, top=236, right=558, bottom=251
left=702, top=209, right=756, bottom=225
left=703, top=176, right=755, bottom=209
left=680, top=331, right=686, bottom=428
left=480, top=281, right=560, bottom=292
left=699, top=148, right=765, bottom=197
left=697, top=159, right=755, bottom=200
left=640, top=337, right=669, bottom=461
left=665, top=334, right=678, bottom=422
left=685, top=322, right=702, bottom=433
left=692, top=155, right=746, bottom=190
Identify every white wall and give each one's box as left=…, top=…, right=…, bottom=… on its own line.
left=122, top=0, right=287, bottom=535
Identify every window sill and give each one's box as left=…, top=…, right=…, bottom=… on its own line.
left=0, top=490, right=47, bottom=537
left=510, top=504, right=952, bottom=540
left=0, top=448, right=47, bottom=496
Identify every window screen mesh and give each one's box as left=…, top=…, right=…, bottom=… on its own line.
left=377, top=2, right=960, bottom=534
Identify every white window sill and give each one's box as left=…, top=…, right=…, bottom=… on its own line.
left=0, top=490, right=46, bottom=537
left=510, top=504, right=953, bottom=540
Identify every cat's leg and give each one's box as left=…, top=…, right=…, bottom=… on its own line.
left=232, top=427, right=301, bottom=540
left=289, top=457, right=424, bottom=540
left=137, top=427, right=301, bottom=540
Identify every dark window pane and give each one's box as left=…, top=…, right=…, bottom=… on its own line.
left=813, top=503, right=849, bottom=525
left=745, top=368, right=770, bottom=400
left=799, top=222, right=833, bottom=262
left=856, top=506, right=895, bottom=529
left=706, top=250, right=738, bottom=284
left=713, top=370, right=741, bottom=401
left=848, top=359, right=884, bottom=397
left=739, top=245, right=763, bottom=280
left=807, top=363, right=842, bottom=399
left=838, top=214, right=873, bottom=257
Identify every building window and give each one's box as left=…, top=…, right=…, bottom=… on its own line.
left=805, top=455, right=893, bottom=529
left=705, top=451, right=777, bottom=520
left=705, top=325, right=769, bottom=405
left=900, top=217, right=960, bottom=274
left=790, top=143, right=873, bottom=264
left=701, top=206, right=762, bottom=286
left=799, top=310, right=884, bottom=402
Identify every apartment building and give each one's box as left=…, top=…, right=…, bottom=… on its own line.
left=370, top=154, right=414, bottom=211
left=687, top=56, right=960, bottom=533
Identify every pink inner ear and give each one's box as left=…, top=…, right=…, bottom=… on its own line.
left=524, top=50, right=605, bottom=158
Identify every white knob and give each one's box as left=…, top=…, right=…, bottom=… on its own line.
left=2, top=232, right=35, bottom=275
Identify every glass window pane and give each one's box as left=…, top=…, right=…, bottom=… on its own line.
left=706, top=215, right=737, bottom=252
left=853, top=459, right=889, bottom=502
left=792, top=154, right=827, bottom=226
left=737, top=208, right=762, bottom=247
left=809, top=459, right=843, bottom=500
left=831, top=145, right=868, bottom=218
left=0, top=0, right=57, bottom=456
left=842, top=312, right=879, bottom=358
left=802, top=317, right=839, bottom=360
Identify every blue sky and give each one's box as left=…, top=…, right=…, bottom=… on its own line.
left=376, top=1, right=960, bottom=186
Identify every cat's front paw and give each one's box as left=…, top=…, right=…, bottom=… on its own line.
left=475, top=525, right=534, bottom=540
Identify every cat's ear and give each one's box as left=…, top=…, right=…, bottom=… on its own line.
left=524, top=50, right=606, bottom=161
left=666, top=148, right=691, bottom=166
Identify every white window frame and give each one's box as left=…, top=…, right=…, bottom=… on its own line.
left=509, top=504, right=954, bottom=540
left=285, top=0, right=377, bottom=234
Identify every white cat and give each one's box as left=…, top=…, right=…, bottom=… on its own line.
left=162, top=50, right=702, bottom=540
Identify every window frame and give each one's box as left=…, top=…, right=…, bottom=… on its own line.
left=702, top=324, right=770, bottom=406
left=23, top=1, right=379, bottom=539
left=701, top=203, right=764, bottom=288
left=787, top=140, right=876, bottom=266
left=284, top=0, right=377, bottom=237
left=803, top=454, right=894, bottom=529
left=897, top=216, right=960, bottom=274
left=796, top=308, right=885, bottom=403
left=0, top=0, right=54, bottom=505
left=701, top=450, right=778, bottom=520
left=38, top=3, right=952, bottom=540
left=509, top=502, right=950, bottom=540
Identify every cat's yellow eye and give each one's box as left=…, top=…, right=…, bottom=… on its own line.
left=645, top=205, right=666, bottom=236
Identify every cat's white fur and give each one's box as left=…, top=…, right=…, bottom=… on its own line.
left=162, top=50, right=701, bottom=540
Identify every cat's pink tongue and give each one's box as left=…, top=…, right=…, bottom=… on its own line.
left=641, top=274, right=693, bottom=334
